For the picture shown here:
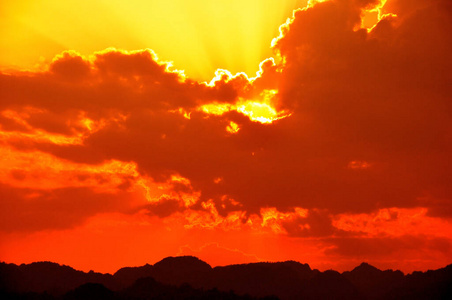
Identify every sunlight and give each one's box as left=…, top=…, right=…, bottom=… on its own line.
left=199, top=100, right=291, bottom=124
left=0, top=0, right=305, bottom=79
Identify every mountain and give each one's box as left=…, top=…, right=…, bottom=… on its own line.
left=389, top=264, right=452, bottom=300
left=209, top=261, right=316, bottom=299
left=0, top=261, right=116, bottom=296
left=1, top=256, right=451, bottom=299
left=114, top=256, right=212, bottom=289
left=342, top=262, right=404, bottom=299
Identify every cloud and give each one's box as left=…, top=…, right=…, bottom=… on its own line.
left=282, top=209, right=337, bottom=237
left=270, top=0, right=452, bottom=213
left=1, top=0, right=451, bottom=218
left=144, top=196, right=184, bottom=218
left=324, top=235, right=452, bottom=258
left=0, top=183, right=136, bottom=232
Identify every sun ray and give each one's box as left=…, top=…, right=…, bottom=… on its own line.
left=0, top=0, right=305, bottom=79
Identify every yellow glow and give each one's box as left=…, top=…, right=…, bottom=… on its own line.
left=237, top=101, right=283, bottom=124
left=170, top=174, right=191, bottom=186
left=200, top=103, right=233, bottom=116
left=198, top=100, right=291, bottom=124
left=361, top=9, right=379, bottom=30
left=0, top=128, right=83, bottom=146
left=178, top=200, right=250, bottom=231
left=0, top=0, right=306, bottom=80
left=226, top=121, right=240, bottom=134
left=138, top=174, right=200, bottom=207
left=307, top=0, right=328, bottom=7
left=198, top=89, right=291, bottom=124
left=260, top=207, right=308, bottom=234
left=201, top=101, right=291, bottom=123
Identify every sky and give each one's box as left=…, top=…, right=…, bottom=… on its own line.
left=0, top=0, right=451, bottom=274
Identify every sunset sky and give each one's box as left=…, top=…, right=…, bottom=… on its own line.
left=1, top=0, right=451, bottom=274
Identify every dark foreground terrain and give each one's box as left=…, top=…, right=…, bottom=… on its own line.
left=1, top=256, right=451, bottom=299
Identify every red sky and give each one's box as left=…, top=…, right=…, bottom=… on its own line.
left=1, top=0, right=452, bottom=274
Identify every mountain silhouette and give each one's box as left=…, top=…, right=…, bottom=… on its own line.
left=342, top=262, right=404, bottom=299
left=303, top=270, right=363, bottom=300
left=1, top=256, right=451, bottom=299
left=0, top=261, right=116, bottom=296
left=207, top=261, right=314, bottom=299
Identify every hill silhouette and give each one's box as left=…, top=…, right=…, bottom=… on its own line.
left=1, top=256, right=451, bottom=299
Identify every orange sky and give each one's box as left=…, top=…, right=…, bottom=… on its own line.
left=1, top=0, right=452, bottom=274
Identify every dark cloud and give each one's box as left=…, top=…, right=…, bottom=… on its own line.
left=325, top=235, right=452, bottom=258
left=49, top=51, right=91, bottom=81
left=144, top=196, right=184, bottom=218
left=0, top=0, right=451, bottom=231
left=282, top=209, right=336, bottom=237
left=0, top=183, right=135, bottom=232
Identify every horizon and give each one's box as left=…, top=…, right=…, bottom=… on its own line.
left=1, top=0, right=452, bottom=275
left=3, top=255, right=451, bottom=299
left=2, top=255, right=450, bottom=276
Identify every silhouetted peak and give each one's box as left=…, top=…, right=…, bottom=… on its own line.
left=342, top=262, right=406, bottom=299
left=153, top=256, right=212, bottom=272
left=24, top=261, right=61, bottom=267
left=282, top=260, right=311, bottom=270
left=22, top=261, right=74, bottom=271
left=212, top=260, right=316, bottom=282
left=19, top=261, right=84, bottom=280
left=147, top=256, right=212, bottom=287
left=350, top=262, right=381, bottom=274
left=114, top=263, right=153, bottom=276
left=113, top=263, right=154, bottom=289
left=279, top=261, right=316, bottom=280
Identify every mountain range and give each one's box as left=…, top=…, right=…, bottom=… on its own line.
left=1, top=256, right=451, bottom=299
